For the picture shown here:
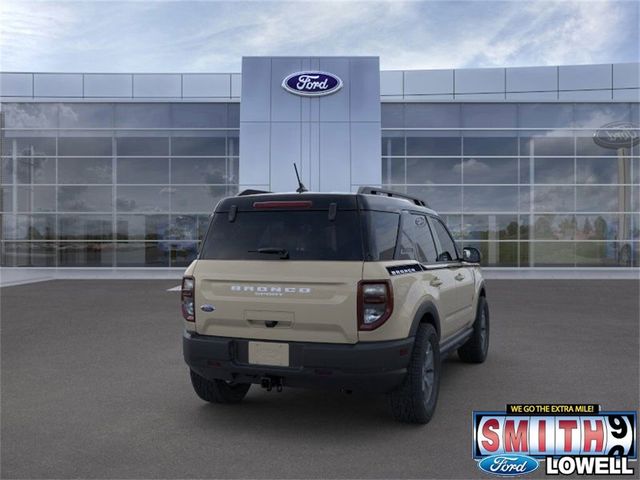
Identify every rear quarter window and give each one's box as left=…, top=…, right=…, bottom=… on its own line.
left=363, top=211, right=400, bottom=261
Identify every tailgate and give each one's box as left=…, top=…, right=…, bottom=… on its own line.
left=193, top=260, right=363, bottom=344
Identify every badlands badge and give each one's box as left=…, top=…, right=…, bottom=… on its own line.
left=472, top=405, right=637, bottom=476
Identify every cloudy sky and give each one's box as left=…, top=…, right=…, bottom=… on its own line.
left=0, top=0, right=638, bottom=73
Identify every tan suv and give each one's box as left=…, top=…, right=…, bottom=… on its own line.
left=181, top=187, right=489, bottom=424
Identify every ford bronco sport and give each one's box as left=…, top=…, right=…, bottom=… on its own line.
left=181, top=187, right=489, bottom=424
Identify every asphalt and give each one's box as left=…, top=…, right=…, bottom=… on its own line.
left=1, top=279, right=638, bottom=479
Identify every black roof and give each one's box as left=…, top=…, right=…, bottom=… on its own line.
left=215, top=190, right=439, bottom=216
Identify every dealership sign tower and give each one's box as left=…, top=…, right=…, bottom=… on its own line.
left=239, top=57, right=381, bottom=193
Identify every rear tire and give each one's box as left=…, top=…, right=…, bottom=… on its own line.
left=388, top=323, right=440, bottom=424
left=458, top=296, right=489, bottom=363
left=189, top=369, right=251, bottom=404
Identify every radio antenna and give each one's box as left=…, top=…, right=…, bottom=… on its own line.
left=293, top=163, right=308, bottom=193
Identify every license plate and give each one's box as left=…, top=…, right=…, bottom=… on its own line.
left=248, top=341, right=289, bottom=367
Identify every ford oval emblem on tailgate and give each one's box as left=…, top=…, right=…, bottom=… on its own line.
left=200, top=304, right=215, bottom=312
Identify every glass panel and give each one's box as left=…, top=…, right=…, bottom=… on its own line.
left=1, top=214, right=56, bottom=240
left=405, top=104, right=460, bottom=128
left=58, top=137, right=112, bottom=156
left=58, top=214, right=112, bottom=240
left=171, top=136, right=226, bottom=156
left=575, top=242, right=632, bottom=267
left=166, top=214, right=209, bottom=240
left=171, top=186, right=227, bottom=212
left=407, top=158, right=461, bottom=184
left=381, top=133, right=404, bottom=156
left=529, top=242, right=575, bottom=267
left=116, top=214, right=169, bottom=241
left=58, top=186, right=112, bottom=212
left=116, top=158, right=169, bottom=184
left=58, top=158, right=112, bottom=184
left=440, top=214, right=462, bottom=240
left=228, top=104, right=240, bottom=127
left=169, top=242, right=200, bottom=267
left=1, top=242, right=57, bottom=266
left=633, top=215, right=640, bottom=240
left=116, top=186, right=170, bottom=212
left=573, top=103, right=630, bottom=128
left=171, top=104, right=227, bottom=128
left=520, top=157, right=530, bottom=184
left=463, top=137, right=518, bottom=156
left=58, top=242, right=114, bottom=266
left=405, top=186, right=462, bottom=212
left=3, top=104, right=58, bottom=128
left=3, top=136, right=56, bottom=156
left=365, top=211, right=400, bottom=261
left=533, top=158, right=574, bottom=184
left=115, top=242, right=169, bottom=267
left=576, top=136, right=620, bottom=156
left=171, top=158, right=228, bottom=184
left=532, top=215, right=576, bottom=240
left=227, top=132, right=239, bottom=157
left=519, top=215, right=530, bottom=239
left=382, top=158, right=404, bottom=184
left=463, top=215, right=518, bottom=240
left=1, top=158, right=12, bottom=184
left=17, top=186, right=56, bottom=212
left=462, top=241, right=518, bottom=267
left=59, top=104, right=113, bottom=128
left=576, top=157, right=629, bottom=184
left=526, top=136, right=574, bottom=156
left=461, top=105, right=517, bottom=128
left=1, top=186, right=12, bottom=211
left=576, top=214, right=633, bottom=241
left=576, top=186, right=625, bottom=212
left=463, top=186, right=519, bottom=212
left=116, top=137, right=168, bottom=156
left=462, top=158, right=518, bottom=184
left=406, top=135, right=460, bottom=156
left=381, top=103, right=404, bottom=128
left=114, top=104, right=171, bottom=128
left=518, top=104, right=574, bottom=128
left=533, top=186, right=575, bottom=212
left=17, top=157, right=56, bottom=184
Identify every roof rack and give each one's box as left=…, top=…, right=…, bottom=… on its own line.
left=357, top=186, right=428, bottom=207
left=237, top=189, right=271, bottom=196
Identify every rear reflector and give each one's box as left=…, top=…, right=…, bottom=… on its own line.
left=253, top=200, right=313, bottom=209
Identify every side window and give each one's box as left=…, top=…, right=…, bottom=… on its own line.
left=396, top=213, right=438, bottom=263
left=366, top=211, right=400, bottom=261
left=429, top=217, right=459, bottom=262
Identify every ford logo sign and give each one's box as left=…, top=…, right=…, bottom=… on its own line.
left=593, top=121, right=639, bottom=149
left=282, top=71, right=343, bottom=97
left=200, top=304, right=215, bottom=312
left=478, top=455, right=539, bottom=476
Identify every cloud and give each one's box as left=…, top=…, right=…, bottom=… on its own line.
left=0, top=0, right=637, bottom=72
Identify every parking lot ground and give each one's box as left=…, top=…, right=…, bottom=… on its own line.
left=1, top=279, right=638, bottom=479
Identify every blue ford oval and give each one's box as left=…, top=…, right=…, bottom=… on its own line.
left=200, top=304, right=215, bottom=312
left=282, top=71, right=342, bottom=96
left=478, top=454, right=539, bottom=476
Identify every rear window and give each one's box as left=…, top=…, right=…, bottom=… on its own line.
left=200, top=210, right=364, bottom=261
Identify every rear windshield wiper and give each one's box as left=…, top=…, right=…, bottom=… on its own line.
left=248, top=247, right=290, bottom=259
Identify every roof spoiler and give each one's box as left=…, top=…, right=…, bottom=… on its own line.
left=237, top=189, right=271, bottom=196
left=357, top=186, right=428, bottom=208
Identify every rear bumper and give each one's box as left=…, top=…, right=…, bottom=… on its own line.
left=183, top=331, right=414, bottom=393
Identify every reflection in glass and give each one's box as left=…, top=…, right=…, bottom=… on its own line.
left=576, top=157, right=630, bottom=184
left=405, top=104, right=461, bottom=128
left=58, top=242, right=114, bottom=266
left=58, top=158, right=112, bottom=184
left=171, top=158, right=227, bottom=184
left=462, top=241, right=518, bottom=267
left=575, top=242, right=632, bottom=267
left=463, top=137, right=518, bottom=156
left=171, top=104, right=228, bottom=128
left=576, top=186, right=626, bottom=212
left=404, top=185, right=462, bottom=212
left=117, top=158, right=169, bottom=184
left=59, top=104, right=114, bottom=128
left=17, top=186, right=56, bottom=212
left=171, top=186, right=227, bottom=212
left=1, top=242, right=57, bottom=266
left=533, top=158, right=574, bottom=184
left=169, top=241, right=200, bottom=267
left=114, top=104, right=171, bottom=128
left=171, top=136, right=226, bottom=156
left=407, top=158, right=461, bottom=184
left=59, top=214, right=112, bottom=240
left=463, top=187, right=519, bottom=212
left=406, top=136, right=460, bottom=156
left=529, top=242, right=575, bottom=267
left=3, top=104, right=59, bottom=128
left=463, top=215, right=518, bottom=240
left=116, top=137, right=168, bottom=156
left=533, top=186, right=575, bottom=212
left=116, top=186, right=170, bottom=212
left=58, top=137, right=112, bottom=156
left=3, top=137, right=56, bottom=156
left=462, top=158, right=518, bottom=184
left=2, top=214, right=56, bottom=240
left=533, top=215, right=575, bottom=240
left=58, top=186, right=112, bottom=212
left=575, top=214, right=632, bottom=241
left=461, top=105, right=517, bottom=128
left=115, top=242, right=169, bottom=267
left=116, top=215, right=170, bottom=241
left=381, top=103, right=403, bottom=128
left=17, top=157, right=56, bottom=184
left=1, top=158, right=12, bottom=184
left=381, top=134, right=404, bottom=156
left=382, top=158, right=404, bottom=184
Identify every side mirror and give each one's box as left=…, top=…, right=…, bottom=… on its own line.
left=462, top=247, right=481, bottom=264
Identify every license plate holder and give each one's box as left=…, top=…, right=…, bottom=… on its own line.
left=248, top=341, right=289, bottom=367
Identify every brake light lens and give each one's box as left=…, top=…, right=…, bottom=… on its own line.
left=358, top=280, right=393, bottom=330
left=253, top=200, right=312, bottom=209
left=181, top=276, right=195, bottom=322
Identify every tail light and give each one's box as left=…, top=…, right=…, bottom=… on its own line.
left=358, top=280, right=393, bottom=330
left=181, top=276, right=195, bottom=322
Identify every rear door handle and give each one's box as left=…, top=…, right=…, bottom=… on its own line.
left=454, top=273, right=465, bottom=281
left=430, top=278, right=443, bottom=287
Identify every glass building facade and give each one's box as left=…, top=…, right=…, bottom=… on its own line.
left=1, top=65, right=638, bottom=269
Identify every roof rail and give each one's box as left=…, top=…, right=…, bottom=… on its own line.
left=237, top=189, right=271, bottom=196
left=357, top=186, right=428, bottom=207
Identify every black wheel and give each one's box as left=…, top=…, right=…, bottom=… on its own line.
left=189, top=369, right=251, bottom=404
left=458, top=296, right=489, bottom=363
left=388, top=323, right=440, bottom=424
